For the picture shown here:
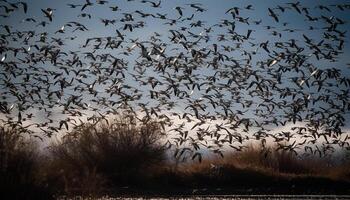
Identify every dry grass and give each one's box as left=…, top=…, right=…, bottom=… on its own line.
left=176, top=143, right=350, bottom=183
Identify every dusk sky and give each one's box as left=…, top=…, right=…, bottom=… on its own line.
left=1, top=0, right=350, bottom=156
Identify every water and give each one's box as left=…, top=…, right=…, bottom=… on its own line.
left=58, top=195, right=350, bottom=200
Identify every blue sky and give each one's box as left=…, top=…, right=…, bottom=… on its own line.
left=1, top=0, right=350, bottom=155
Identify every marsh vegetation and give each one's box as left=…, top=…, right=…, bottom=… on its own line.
left=1, top=118, right=349, bottom=199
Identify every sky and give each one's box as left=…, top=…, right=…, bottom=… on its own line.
left=1, top=0, right=350, bottom=158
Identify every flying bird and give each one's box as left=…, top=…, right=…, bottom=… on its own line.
left=41, top=8, right=54, bottom=21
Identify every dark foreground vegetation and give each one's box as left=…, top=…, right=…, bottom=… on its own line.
left=1, top=119, right=350, bottom=199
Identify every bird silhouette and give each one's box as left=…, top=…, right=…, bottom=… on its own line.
left=0, top=0, right=349, bottom=160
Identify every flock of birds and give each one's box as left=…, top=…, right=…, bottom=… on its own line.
left=0, top=0, right=350, bottom=160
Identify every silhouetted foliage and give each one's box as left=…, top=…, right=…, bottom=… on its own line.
left=0, top=122, right=350, bottom=197
left=48, top=116, right=166, bottom=195
left=0, top=125, right=53, bottom=200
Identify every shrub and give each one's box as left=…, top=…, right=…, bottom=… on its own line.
left=0, top=124, right=53, bottom=200
left=48, top=115, right=166, bottom=195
